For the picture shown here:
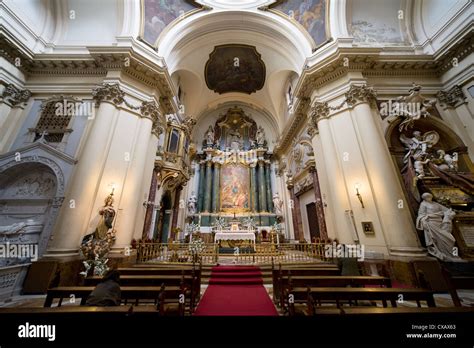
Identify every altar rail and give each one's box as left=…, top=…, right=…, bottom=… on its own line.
left=236, top=243, right=329, bottom=264
left=137, top=243, right=219, bottom=264
left=137, top=242, right=328, bottom=264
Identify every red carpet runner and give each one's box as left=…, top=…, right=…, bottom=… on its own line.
left=194, top=266, right=278, bottom=316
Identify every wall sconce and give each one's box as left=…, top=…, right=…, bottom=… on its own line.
left=355, top=183, right=365, bottom=208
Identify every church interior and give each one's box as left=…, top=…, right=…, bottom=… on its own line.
left=0, top=0, right=473, bottom=345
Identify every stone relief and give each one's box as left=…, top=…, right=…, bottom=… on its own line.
left=1, top=172, right=56, bottom=198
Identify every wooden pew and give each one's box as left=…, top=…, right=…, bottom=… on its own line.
left=117, top=267, right=202, bottom=305
left=299, top=287, right=436, bottom=316
left=277, top=275, right=390, bottom=310
left=441, top=267, right=474, bottom=307
left=272, top=265, right=340, bottom=305
left=44, top=285, right=187, bottom=315
left=83, top=274, right=197, bottom=312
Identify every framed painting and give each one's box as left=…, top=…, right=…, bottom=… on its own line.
left=220, top=164, right=250, bottom=213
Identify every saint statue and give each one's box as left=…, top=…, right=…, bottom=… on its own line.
left=228, top=129, right=242, bottom=151
left=416, top=193, right=461, bottom=262
left=94, top=193, right=116, bottom=240
left=187, top=192, right=197, bottom=215
left=256, top=126, right=266, bottom=147
left=204, top=125, right=215, bottom=147
left=273, top=193, right=283, bottom=215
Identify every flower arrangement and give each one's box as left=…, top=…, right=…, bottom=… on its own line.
left=242, top=217, right=256, bottom=231
left=212, top=217, right=227, bottom=231
left=272, top=222, right=283, bottom=233
left=79, top=229, right=116, bottom=277
left=186, top=222, right=201, bottom=234
left=188, top=238, right=205, bottom=254
left=80, top=255, right=110, bottom=277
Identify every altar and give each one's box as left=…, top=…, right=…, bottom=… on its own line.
left=214, top=231, right=256, bottom=245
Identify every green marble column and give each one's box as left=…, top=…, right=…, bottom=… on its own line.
left=197, top=162, right=205, bottom=212
left=258, top=161, right=267, bottom=212
left=212, top=163, right=220, bottom=213
left=250, top=165, right=258, bottom=212
left=204, top=161, right=213, bottom=213
left=265, top=163, right=273, bottom=213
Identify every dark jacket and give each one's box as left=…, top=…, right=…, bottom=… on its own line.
left=85, top=279, right=121, bottom=306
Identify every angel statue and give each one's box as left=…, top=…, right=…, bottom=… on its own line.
left=400, top=130, right=439, bottom=164
left=435, top=150, right=459, bottom=172
left=395, top=83, right=436, bottom=132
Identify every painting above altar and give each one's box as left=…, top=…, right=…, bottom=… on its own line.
left=220, top=164, right=250, bottom=212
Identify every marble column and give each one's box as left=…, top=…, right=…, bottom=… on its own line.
left=265, top=163, right=273, bottom=213
left=203, top=161, right=213, bottom=213
left=309, top=166, right=328, bottom=240
left=258, top=161, right=267, bottom=212
left=250, top=165, right=258, bottom=212
left=47, top=99, right=119, bottom=256
left=142, top=167, right=159, bottom=238
left=197, top=162, right=205, bottom=212
left=212, top=163, right=221, bottom=213
left=350, top=98, right=421, bottom=255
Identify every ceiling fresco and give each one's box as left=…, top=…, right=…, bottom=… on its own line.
left=205, top=45, right=266, bottom=95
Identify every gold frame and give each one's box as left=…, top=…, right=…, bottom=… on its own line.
left=220, top=163, right=251, bottom=213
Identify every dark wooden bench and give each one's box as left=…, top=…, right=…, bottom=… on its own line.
left=272, top=266, right=340, bottom=305
left=284, top=287, right=436, bottom=315
left=44, top=285, right=187, bottom=315
left=277, top=275, right=391, bottom=309
left=117, top=267, right=202, bottom=304
left=441, top=267, right=474, bottom=307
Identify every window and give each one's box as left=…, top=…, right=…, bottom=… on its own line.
left=34, top=99, right=74, bottom=143
left=168, top=129, right=180, bottom=153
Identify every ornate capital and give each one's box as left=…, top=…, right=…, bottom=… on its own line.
left=309, top=101, right=330, bottom=130
left=140, top=100, right=161, bottom=121
left=182, top=116, right=196, bottom=135
left=436, top=85, right=466, bottom=108
left=345, top=85, right=377, bottom=108
left=92, top=83, right=125, bottom=106
left=1, top=83, right=31, bottom=107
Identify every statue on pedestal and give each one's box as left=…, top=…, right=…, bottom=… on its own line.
left=204, top=125, right=215, bottom=147
left=187, top=192, right=197, bottom=215
left=256, top=126, right=266, bottom=148
left=416, top=193, right=461, bottom=261
left=273, top=193, right=284, bottom=215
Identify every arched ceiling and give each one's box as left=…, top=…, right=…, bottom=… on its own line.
left=155, top=7, right=314, bottom=131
